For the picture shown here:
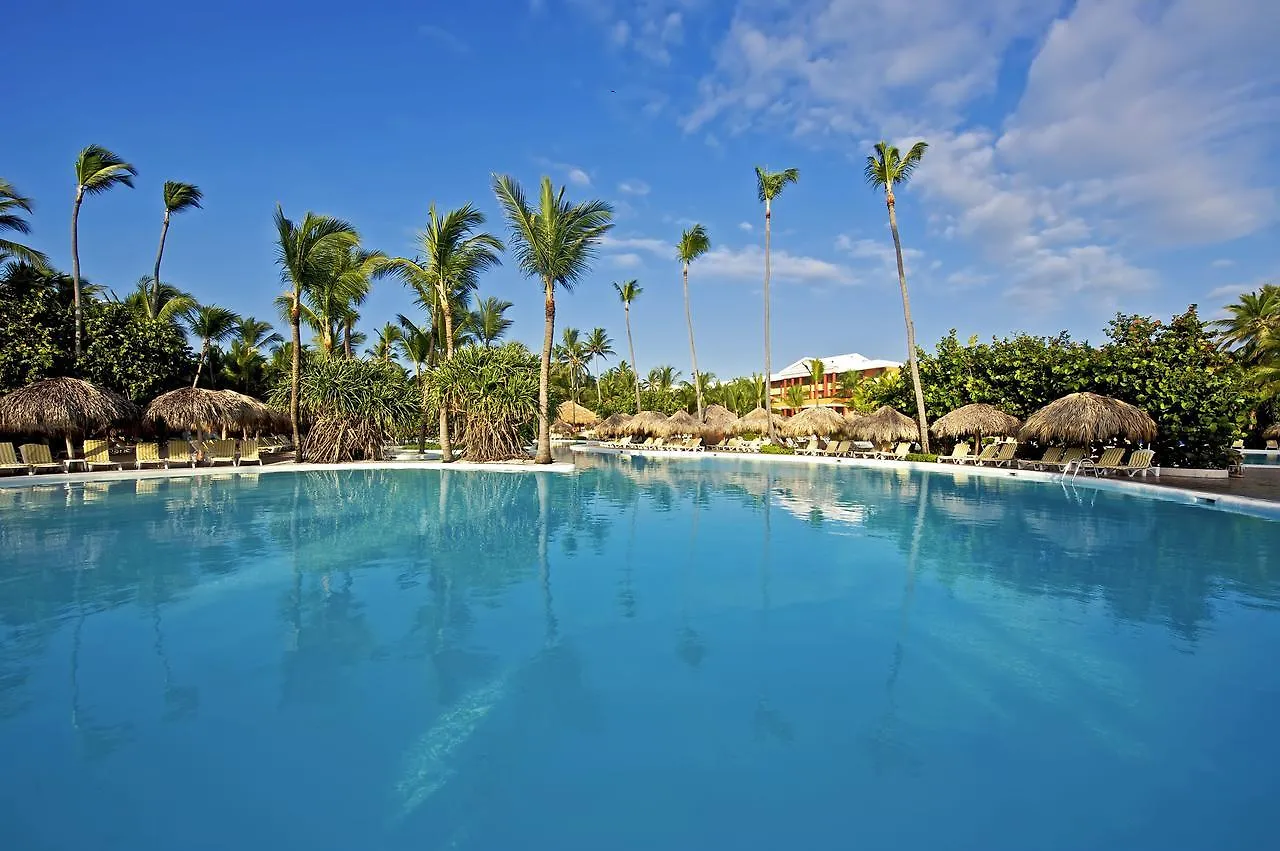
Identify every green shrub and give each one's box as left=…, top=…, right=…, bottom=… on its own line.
left=759, top=443, right=794, bottom=455
left=905, top=452, right=938, bottom=463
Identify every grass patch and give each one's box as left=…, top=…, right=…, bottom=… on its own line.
left=906, top=452, right=939, bottom=463
left=760, top=444, right=795, bottom=455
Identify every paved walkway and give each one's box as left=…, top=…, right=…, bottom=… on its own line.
left=1152, top=467, right=1280, bottom=502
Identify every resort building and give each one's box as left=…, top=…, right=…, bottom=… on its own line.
left=770, top=352, right=901, bottom=413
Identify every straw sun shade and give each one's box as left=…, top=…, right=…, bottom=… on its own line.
left=0, top=376, right=139, bottom=455
left=852, top=406, right=920, bottom=443
left=146, top=386, right=249, bottom=432
left=659, top=409, right=702, bottom=437
left=218, top=390, right=274, bottom=429
left=1264, top=422, right=1280, bottom=439
left=702, top=404, right=737, bottom=431
left=595, top=412, right=633, bottom=438
left=625, top=410, right=672, bottom=436
left=781, top=405, right=847, bottom=438
left=1018, top=392, right=1157, bottom=445
left=730, top=406, right=788, bottom=436
left=556, top=400, right=599, bottom=427
left=931, top=404, right=1021, bottom=439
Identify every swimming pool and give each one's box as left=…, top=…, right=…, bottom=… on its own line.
left=2, top=458, right=1278, bottom=850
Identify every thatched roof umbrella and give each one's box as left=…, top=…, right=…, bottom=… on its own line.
left=781, top=405, right=847, bottom=438
left=596, top=412, right=633, bottom=439
left=218, top=390, right=274, bottom=432
left=932, top=403, right=1020, bottom=450
left=730, top=406, right=788, bottom=436
left=1018, top=392, right=1156, bottom=445
left=853, top=406, right=920, bottom=444
left=557, top=400, right=599, bottom=427
left=0, top=376, right=139, bottom=455
left=843, top=412, right=868, bottom=439
left=1264, top=423, right=1280, bottom=439
left=626, top=410, right=671, bottom=437
left=701, top=403, right=738, bottom=442
left=660, top=409, right=702, bottom=437
left=146, top=386, right=243, bottom=434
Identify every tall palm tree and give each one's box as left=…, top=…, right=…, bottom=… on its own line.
left=186, top=304, right=240, bottom=387
left=584, top=327, right=614, bottom=409
left=492, top=174, right=614, bottom=463
left=124, top=275, right=196, bottom=324
left=555, top=328, right=589, bottom=404
left=470, top=295, right=513, bottom=347
left=0, top=178, right=49, bottom=268
left=808, top=358, right=825, bottom=403
left=677, top=224, right=711, bottom=421
left=1213, top=284, right=1280, bottom=365
left=397, top=314, right=434, bottom=451
left=866, top=140, right=930, bottom=452
left=386, top=203, right=503, bottom=462
left=646, top=365, right=680, bottom=393
left=754, top=166, right=799, bottom=443
left=613, top=279, right=644, bottom=413
left=72, top=145, right=137, bottom=356
left=152, top=181, right=203, bottom=308
left=237, top=315, right=283, bottom=353
left=273, top=206, right=360, bottom=456
left=370, top=322, right=403, bottom=362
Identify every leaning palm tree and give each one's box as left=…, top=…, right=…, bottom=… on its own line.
left=1213, top=284, right=1280, bottom=365
left=866, top=140, right=930, bottom=452
left=754, top=166, right=799, bottom=442
left=274, top=206, right=360, bottom=456
left=152, top=181, right=203, bottom=308
left=72, top=145, right=137, bottom=356
left=0, top=178, right=49, bottom=268
left=677, top=224, right=711, bottom=421
left=613, top=279, right=644, bottom=413
left=492, top=174, right=614, bottom=463
left=584, top=327, right=614, bottom=409
left=185, top=304, right=240, bottom=387
left=386, top=203, right=503, bottom=462
left=123, top=275, right=196, bottom=324
left=470, top=295, right=513, bottom=347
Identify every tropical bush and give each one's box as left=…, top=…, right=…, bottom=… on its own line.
left=905, top=453, right=938, bottom=463
left=759, top=443, right=794, bottom=455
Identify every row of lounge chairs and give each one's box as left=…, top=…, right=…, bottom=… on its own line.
left=600, top=436, right=707, bottom=451
left=0, top=438, right=265, bottom=475
left=938, top=442, right=1155, bottom=476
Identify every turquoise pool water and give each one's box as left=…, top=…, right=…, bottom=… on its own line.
left=2, top=458, right=1279, bottom=850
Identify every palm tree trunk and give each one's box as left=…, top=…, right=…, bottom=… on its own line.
left=593, top=360, right=603, bottom=409
left=625, top=305, right=641, bottom=413
left=71, top=188, right=84, bottom=359
left=153, top=210, right=170, bottom=310
left=682, top=262, right=704, bottom=421
left=193, top=339, right=209, bottom=387
left=886, top=188, right=930, bottom=452
left=438, top=279, right=456, bottom=463
left=535, top=279, right=555, bottom=464
left=290, top=291, right=303, bottom=462
left=763, top=199, right=776, bottom=443
left=415, top=364, right=427, bottom=453
left=344, top=317, right=353, bottom=358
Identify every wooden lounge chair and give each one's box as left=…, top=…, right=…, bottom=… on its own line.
left=1077, top=446, right=1126, bottom=477
left=1040, top=447, right=1087, bottom=472
left=821, top=440, right=850, bottom=457
left=938, top=442, right=971, bottom=464
left=1111, top=448, right=1156, bottom=477
left=687, top=436, right=705, bottom=452
left=877, top=442, right=912, bottom=461
left=797, top=438, right=822, bottom=456
left=20, top=443, right=64, bottom=474
left=166, top=439, right=195, bottom=468
left=960, top=444, right=1000, bottom=466
left=982, top=441, right=1018, bottom=468
left=237, top=439, right=263, bottom=466
left=83, top=438, right=121, bottom=471
left=207, top=439, right=237, bottom=466
left=135, top=442, right=165, bottom=469
left=1017, top=446, right=1063, bottom=470
left=0, top=442, right=29, bottom=475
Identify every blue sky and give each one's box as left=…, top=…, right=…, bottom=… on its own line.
left=7, top=0, right=1278, bottom=380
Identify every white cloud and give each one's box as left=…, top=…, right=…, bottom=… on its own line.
left=602, top=234, right=669, bottom=256
left=567, top=168, right=592, bottom=186
left=602, top=233, right=849, bottom=285
left=1206, top=284, right=1244, bottom=301
left=572, top=1, right=688, bottom=64
left=612, top=253, right=644, bottom=268
left=534, top=157, right=593, bottom=187
left=610, top=20, right=631, bottom=46
left=834, top=234, right=921, bottom=278
left=1211, top=259, right=1236, bottom=269
left=417, top=25, right=468, bottom=54
left=618, top=180, right=650, bottom=195
left=738, top=221, right=753, bottom=232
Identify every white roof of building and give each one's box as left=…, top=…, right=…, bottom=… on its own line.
left=771, top=352, right=902, bottom=382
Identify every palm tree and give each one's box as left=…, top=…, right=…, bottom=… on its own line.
left=808, top=358, right=825, bottom=403
left=369, top=322, right=403, bottom=362
left=492, top=174, right=614, bottom=463
left=0, top=178, right=49, bottom=268
left=613, top=279, right=644, bottom=413
left=273, top=206, right=360, bottom=456
left=152, top=182, right=203, bottom=308
left=397, top=315, right=434, bottom=451
left=186, top=304, right=240, bottom=387
left=470, top=296, right=513, bottom=347
left=646, top=365, right=681, bottom=393
left=386, top=204, right=503, bottom=462
left=237, top=315, right=283, bottom=353
left=123, top=275, right=196, bottom=324
left=677, top=224, right=711, bottom=421
left=754, top=166, right=799, bottom=443
left=584, top=327, right=614, bottom=409
left=555, top=328, right=589, bottom=404
left=72, top=145, right=137, bottom=356
left=1213, top=284, right=1280, bottom=365
left=783, top=383, right=807, bottom=412
left=292, top=246, right=386, bottom=358
left=866, top=140, right=930, bottom=452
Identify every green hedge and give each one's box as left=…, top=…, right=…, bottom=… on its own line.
left=906, top=453, right=938, bottom=463
left=759, top=444, right=795, bottom=455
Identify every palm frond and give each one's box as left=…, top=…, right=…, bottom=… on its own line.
left=895, top=141, right=929, bottom=185
left=677, top=224, right=711, bottom=263
left=492, top=173, right=614, bottom=291
left=75, top=144, right=137, bottom=194
left=613, top=279, right=642, bottom=303
left=755, top=166, right=800, bottom=203
left=163, top=181, right=204, bottom=213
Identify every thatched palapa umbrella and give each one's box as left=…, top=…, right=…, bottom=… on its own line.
left=932, top=403, right=1020, bottom=449
left=1264, top=423, right=1280, bottom=439
left=596, top=412, right=633, bottom=438
left=781, top=405, right=847, bottom=438
left=702, top=404, right=737, bottom=430
left=146, top=386, right=244, bottom=433
left=1019, top=392, right=1156, bottom=445
left=557, top=400, right=599, bottom=428
left=660, top=409, right=702, bottom=437
left=0, top=377, right=139, bottom=455
left=626, top=410, right=671, bottom=437
left=853, top=406, right=920, bottom=444
left=218, top=390, right=274, bottom=431
left=731, top=406, right=788, bottom=436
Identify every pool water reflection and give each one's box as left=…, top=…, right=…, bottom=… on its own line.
left=1, top=456, right=1278, bottom=850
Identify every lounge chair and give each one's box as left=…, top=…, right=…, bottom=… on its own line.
left=981, top=441, right=1018, bottom=468
left=877, top=442, right=912, bottom=461
left=639, top=437, right=656, bottom=448
left=135, top=442, right=165, bottom=469
left=1040, top=447, right=1087, bottom=472
left=1077, top=446, right=1126, bottom=477
left=237, top=439, right=263, bottom=466
left=1017, top=446, right=1063, bottom=470
left=687, top=436, right=705, bottom=451
left=1231, top=439, right=1245, bottom=450
left=938, top=442, right=971, bottom=464
left=704, top=438, right=728, bottom=451
left=166, top=439, right=195, bottom=468
left=83, top=438, right=121, bottom=471
left=1268, top=440, right=1279, bottom=451
left=797, top=438, right=822, bottom=456
left=207, top=439, right=237, bottom=466
left=0, top=442, right=30, bottom=475
left=821, top=440, right=850, bottom=457
left=20, top=443, right=64, bottom=474
left=960, top=444, right=1000, bottom=466
left=1111, top=448, right=1157, bottom=477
